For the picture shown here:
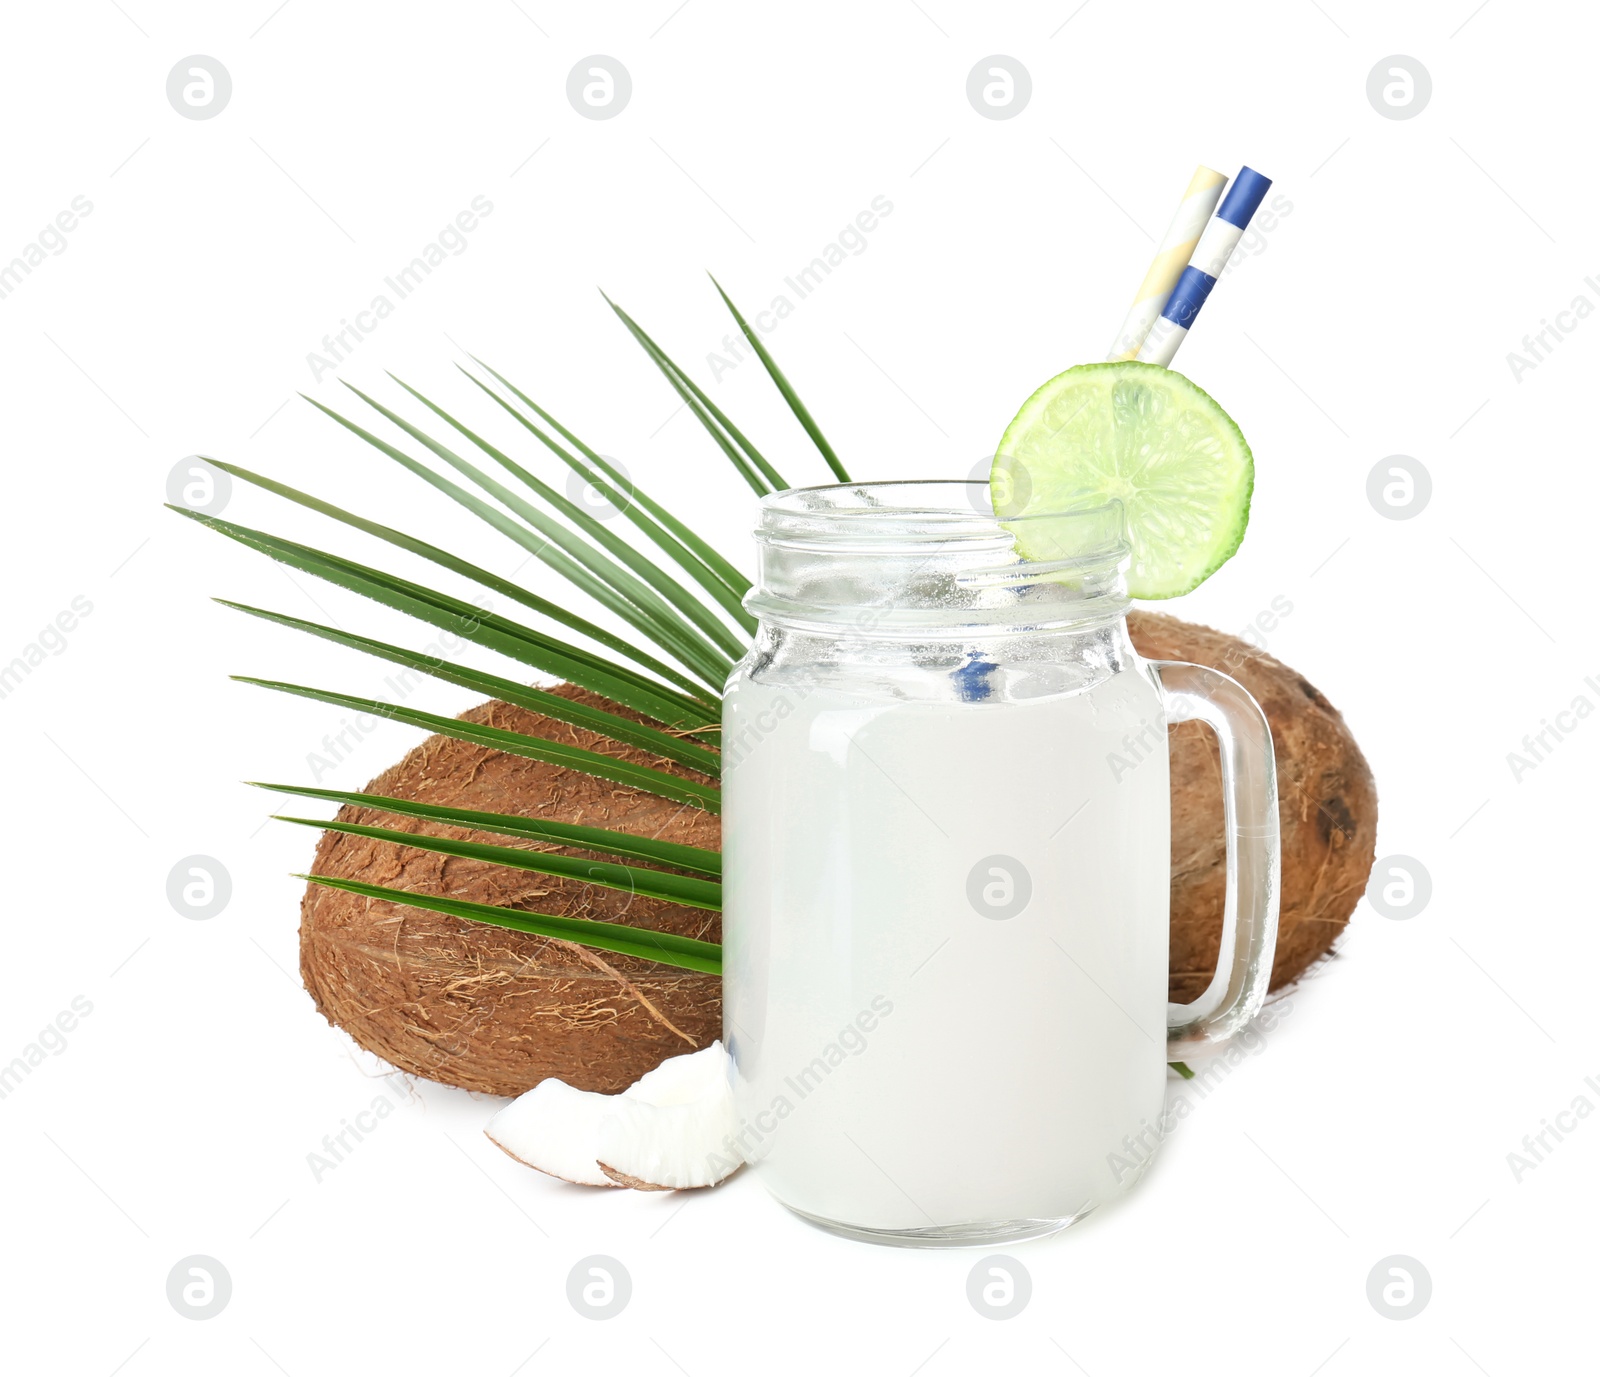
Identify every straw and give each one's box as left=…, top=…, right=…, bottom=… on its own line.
left=1136, top=166, right=1273, bottom=368
left=1105, top=165, right=1228, bottom=361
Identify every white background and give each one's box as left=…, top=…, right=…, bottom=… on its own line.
left=1, top=1, right=1594, bottom=1372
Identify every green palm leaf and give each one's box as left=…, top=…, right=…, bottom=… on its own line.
left=299, top=874, right=721, bottom=974
left=279, top=816, right=722, bottom=909
left=453, top=366, right=757, bottom=633
left=467, top=356, right=753, bottom=598
left=171, top=507, right=717, bottom=728
left=233, top=677, right=722, bottom=812
left=203, top=457, right=709, bottom=700
left=603, top=293, right=786, bottom=494
left=382, top=374, right=749, bottom=660
left=303, top=393, right=730, bottom=687
left=172, top=278, right=874, bottom=973
left=710, top=275, right=851, bottom=483
left=249, top=782, right=722, bottom=875
left=220, top=600, right=721, bottom=775
left=330, top=383, right=736, bottom=679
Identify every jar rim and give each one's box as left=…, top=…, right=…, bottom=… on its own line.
left=747, top=480, right=1132, bottom=632
left=757, top=480, right=1129, bottom=565
left=762, top=478, right=1000, bottom=521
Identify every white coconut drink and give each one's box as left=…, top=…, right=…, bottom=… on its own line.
left=720, top=472, right=1279, bottom=1244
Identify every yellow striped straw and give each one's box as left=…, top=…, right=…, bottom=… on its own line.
left=1106, top=165, right=1228, bottom=361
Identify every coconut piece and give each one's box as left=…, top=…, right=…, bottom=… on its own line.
left=595, top=1042, right=740, bottom=1190
left=484, top=1078, right=621, bottom=1187
left=486, top=1043, right=739, bottom=1191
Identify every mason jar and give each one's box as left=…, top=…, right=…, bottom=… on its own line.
left=721, top=480, right=1279, bottom=1246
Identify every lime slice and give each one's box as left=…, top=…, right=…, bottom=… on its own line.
left=993, top=361, right=1253, bottom=599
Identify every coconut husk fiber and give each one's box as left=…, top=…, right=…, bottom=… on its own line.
left=298, top=693, right=722, bottom=1096
left=299, top=614, right=1375, bottom=1095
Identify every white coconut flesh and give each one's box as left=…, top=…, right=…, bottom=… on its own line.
left=484, top=1042, right=740, bottom=1191
left=596, top=1049, right=741, bottom=1190
left=484, top=1078, right=620, bottom=1187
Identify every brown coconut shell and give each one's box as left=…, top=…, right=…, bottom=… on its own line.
left=1127, top=610, right=1377, bottom=1003
left=300, top=618, right=1376, bottom=1096
left=298, top=690, right=722, bottom=1096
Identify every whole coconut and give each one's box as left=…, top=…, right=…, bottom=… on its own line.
left=300, top=617, right=1375, bottom=1095
left=1127, top=611, right=1377, bottom=1004
left=299, top=691, right=721, bottom=1096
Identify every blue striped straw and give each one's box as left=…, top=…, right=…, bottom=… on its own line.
left=1136, top=166, right=1273, bottom=367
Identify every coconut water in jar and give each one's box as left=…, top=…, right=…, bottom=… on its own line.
left=721, top=482, right=1279, bottom=1246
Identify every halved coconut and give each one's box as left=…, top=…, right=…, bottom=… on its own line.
left=486, top=1042, right=740, bottom=1190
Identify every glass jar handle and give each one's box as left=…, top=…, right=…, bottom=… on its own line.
left=1153, top=660, right=1281, bottom=1058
